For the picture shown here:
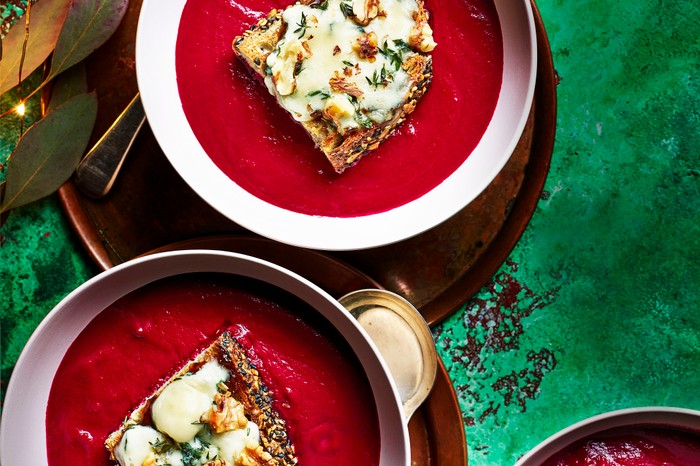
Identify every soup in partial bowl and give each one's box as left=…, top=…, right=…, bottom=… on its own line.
left=0, top=251, right=409, bottom=466
left=516, top=407, right=700, bottom=466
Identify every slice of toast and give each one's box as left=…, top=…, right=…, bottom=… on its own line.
left=105, top=331, right=297, bottom=466
left=233, top=0, right=435, bottom=173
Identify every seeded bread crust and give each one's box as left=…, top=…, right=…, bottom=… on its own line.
left=233, top=2, right=434, bottom=173
left=104, top=331, right=297, bottom=466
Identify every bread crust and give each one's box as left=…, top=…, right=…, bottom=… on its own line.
left=105, top=331, right=297, bottom=466
left=233, top=1, right=434, bottom=173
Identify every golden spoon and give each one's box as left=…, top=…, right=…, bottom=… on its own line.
left=340, top=289, right=438, bottom=420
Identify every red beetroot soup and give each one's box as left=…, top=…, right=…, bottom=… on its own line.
left=46, top=274, right=380, bottom=466
left=175, top=0, right=503, bottom=217
left=542, top=424, right=700, bottom=466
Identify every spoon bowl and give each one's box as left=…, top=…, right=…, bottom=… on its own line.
left=339, top=289, right=438, bottom=420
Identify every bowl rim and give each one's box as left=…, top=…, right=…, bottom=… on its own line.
left=0, top=250, right=409, bottom=466
left=134, top=0, right=538, bottom=251
left=515, top=406, right=700, bottom=465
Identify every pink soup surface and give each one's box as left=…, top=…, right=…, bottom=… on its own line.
left=175, top=0, right=503, bottom=217
left=542, top=424, right=700, bottom=466
left=46, top=274, right=380, bottom=466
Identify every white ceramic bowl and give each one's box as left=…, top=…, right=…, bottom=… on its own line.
left=516, top=407, right=700, bottom=465
left=134, top=0, right=537, bottom=251
left=0, top=251, right=409, bottom=466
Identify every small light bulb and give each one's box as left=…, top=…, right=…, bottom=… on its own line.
left=15, top=102, right=26, bottom=116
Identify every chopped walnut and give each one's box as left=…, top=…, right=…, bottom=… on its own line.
left=301, top=40, right=312, bottom=56
left=322, top=105, right=343, bottom=130
left=353, top=31, right=378, bottom=61
left=408, top=11, right=437, bottom=52
left=329, top=71, right=364, bottom=97
left=237, top=445, right=274, bottom=466
left=351, top=0, right=380, bottom=26
left=237, top=455, right=256, bottom=466
left=270, top=37, right=312, bottom=95
left=333, top=45, right=341, bottom=55
left=206, top=390, right=249, bottom=433
left=401, top=54, right=424, bottom=75
left=322, top=94, right=355, bottom=133
left=203, top=461, right=227, bottom=466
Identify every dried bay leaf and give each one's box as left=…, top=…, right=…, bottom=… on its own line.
left=47, top=0, right=129, bottom=81
left=1, top=91, right=97, bottom=212
left=0, top=0, right=72, bottom=96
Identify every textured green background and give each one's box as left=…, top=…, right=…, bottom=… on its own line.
left=1, top=0, right=700, bottom=465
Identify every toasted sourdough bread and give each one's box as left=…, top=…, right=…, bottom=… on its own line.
left=233, top=0, right=435, bottom=173
left=105, top=331, right=297, bottom=466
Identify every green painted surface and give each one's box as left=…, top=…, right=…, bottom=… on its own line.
left=1, top=199, right=96, bottom=393
left=434, top=0, right=700, bottom=463
left=1, top=0, right=699, bottom=464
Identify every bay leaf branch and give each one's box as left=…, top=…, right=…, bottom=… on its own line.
left=1, top=91, right=97, bottom=213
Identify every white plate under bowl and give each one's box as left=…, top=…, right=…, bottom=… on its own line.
left=135, top=0, right=536, bottom=251
left=516, top=407, right=700, bottom=465
left=0, top=250, right=409, bottom=466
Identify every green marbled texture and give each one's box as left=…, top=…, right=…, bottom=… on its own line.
left=0, top=1, right=25, bottom=36
left=1, top=0, right=699, bottom=464
left=1, top=198, right=95, bottom=404
left=434, top=0, right=700, bottom=464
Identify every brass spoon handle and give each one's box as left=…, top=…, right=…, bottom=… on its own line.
left=75, top=94, right=146, bottom=198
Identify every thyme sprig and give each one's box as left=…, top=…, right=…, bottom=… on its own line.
left=308, top=89, right=331, bottom=99
left=366, top=64, right=392, bottom=89
left=294, top=12, right=309, bottom=38
left=378, top=39, right=411, bottom=71
left=149, top=438, right=174, bottom=455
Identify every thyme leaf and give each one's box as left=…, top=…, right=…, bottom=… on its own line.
left=150, top=438, right=174, bottom=455
left=339, top=2, right=354, bottom=18
left=308, top=89, right=331, bottom=99
left=378, top=40, right=406, bottom=71
left=311, top=0, right=329, bottom=9
left=365, top=65, right=392, bottom=89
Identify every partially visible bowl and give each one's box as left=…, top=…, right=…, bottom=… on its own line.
left=516, top=407, right=700, bottom=465
left=135, top=0, right=537, bottom=250
left=0, top=251, right=409, bottom=465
